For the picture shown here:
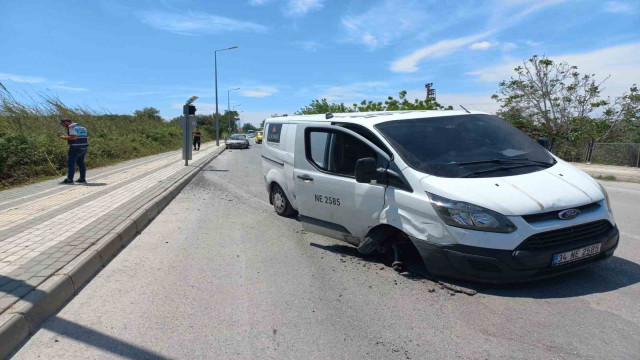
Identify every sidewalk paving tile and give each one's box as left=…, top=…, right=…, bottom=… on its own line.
left=0, top=143, right=222, bottom=320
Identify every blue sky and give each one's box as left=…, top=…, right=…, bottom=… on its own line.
left=1, top=0, right=638, bottom=126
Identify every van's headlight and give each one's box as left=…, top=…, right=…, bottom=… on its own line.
left=598, top=183, right=612, bottom=213
left=427, top=193, right=517, bottom=233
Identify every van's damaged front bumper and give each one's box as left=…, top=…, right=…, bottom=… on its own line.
left=410, top=224, right=619, bottom=284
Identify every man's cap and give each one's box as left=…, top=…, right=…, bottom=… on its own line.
left=59, top=118, right=72, bottom=123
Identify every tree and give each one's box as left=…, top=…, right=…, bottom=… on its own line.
left=133, top=107, right=162, bottom=122
left=296, top=90, right=453, bottom=115
left=355, top=90, right=452, bottom=112
left=296, top=99, right=355, bottom=115
left=242, top=123, right=258, bottom=132
left=492, top=55, right=615, bottom=144
left=222, top=110, right=239, bottom=132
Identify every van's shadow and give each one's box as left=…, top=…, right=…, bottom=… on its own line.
left=476, top=256, right=640, bottom=299
left=308, top=242, right=640, bottom=299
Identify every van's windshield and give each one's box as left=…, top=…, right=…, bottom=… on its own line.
left=375, top=114, right=556, bottom=178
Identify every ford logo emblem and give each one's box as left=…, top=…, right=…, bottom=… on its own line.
left=558, top=209, right=581, bottom=220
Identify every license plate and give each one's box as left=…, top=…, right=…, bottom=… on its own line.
left=552, top=243, right=601, bottom=267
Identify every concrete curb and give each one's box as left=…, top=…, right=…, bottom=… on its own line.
left=571, top=163, right=640, bottom=184
left=0, top=146, right=225, bottom=359
left=584, top=171, right=640, bottom=184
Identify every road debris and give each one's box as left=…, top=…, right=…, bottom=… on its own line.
left=438, top=281, right=477, bottom=296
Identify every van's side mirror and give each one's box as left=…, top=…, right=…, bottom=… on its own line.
left=355, top=157, right=377, bottom=183
left=537, top=137, right=550, bottom=150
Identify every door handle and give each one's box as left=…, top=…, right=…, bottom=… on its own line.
left=297, top=174, right=314, bottom=182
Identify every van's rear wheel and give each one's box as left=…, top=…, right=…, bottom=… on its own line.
left=271, top=184, right=295, bottom=217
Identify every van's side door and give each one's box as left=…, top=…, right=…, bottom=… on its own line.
left=293, top=124, right=389, bottom=245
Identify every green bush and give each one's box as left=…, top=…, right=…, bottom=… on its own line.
left=0, top=88, right=211, bottom=189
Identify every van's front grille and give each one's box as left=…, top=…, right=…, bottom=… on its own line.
left=522, top=202, right=601, bottom=223
left=518, top=220, right=613, bottom=250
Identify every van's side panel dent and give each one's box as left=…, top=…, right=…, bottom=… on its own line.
left=380, top=188, right=443, bottom=242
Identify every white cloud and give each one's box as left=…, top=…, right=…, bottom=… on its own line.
left=248, top=0, right=272, bottom=5
left=603, top=1, right=634, bottom=13
left=341, top=0, right=429, bottom=49
left=438, top=93, right=500, bottom=113
left=467, top=43, right=640, bottom=96
left=391, top=31, right=493, bottom=73
left=241, top=86, right=278, bottom=98
left=501, top=42, right=517, bottom=51
left=285, top=0, right=323, bottom=16
left=0, top=73, right=45, bottom=83
left=51, top=85, right=89, bottom=92
left=140, top=11, right=268, bottom=35
left=469, top=41, right=499, bottom=50
left=390, top=0, right=564, bottom=72
left=402, top=89, right=500, bottom=114
left=319, top=81, right=389, bottom=102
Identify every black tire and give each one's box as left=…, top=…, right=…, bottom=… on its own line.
left=358, top=227, right=397, bottom=255
left=271, top=183, right=296, bottom=217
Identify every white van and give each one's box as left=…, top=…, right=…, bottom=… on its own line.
left=261, top=111, right=619, bottom=283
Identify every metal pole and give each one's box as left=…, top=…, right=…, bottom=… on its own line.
left=227, top=89, right=231, bottom=135
left=588, top=141, right=595, bottom=163
left=214, top=51, right=219, bottom=146
left=186, top=115, right=188, bottom=166
left=636, top=146, right=640, bottom=168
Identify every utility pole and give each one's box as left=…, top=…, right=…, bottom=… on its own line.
left=425, top=83, right=436, bottom=100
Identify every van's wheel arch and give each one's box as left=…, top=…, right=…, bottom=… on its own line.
left=358, top=225, right=399, bottom=255
left=270, top=182, right=296, bottom=217
left=359, top=226, right=425, bottom=272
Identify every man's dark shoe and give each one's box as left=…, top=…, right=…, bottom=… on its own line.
left=62, top=178, right=74, bottom=184
left=75, top=179, right=87, bottom=184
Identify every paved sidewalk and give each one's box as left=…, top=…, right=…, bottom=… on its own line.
left=0, top=143, right=222, bottom=318
left=572, top=162, right=640, bottom=183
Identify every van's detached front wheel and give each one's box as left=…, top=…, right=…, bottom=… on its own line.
left=271, top=184, right=295, bottom=217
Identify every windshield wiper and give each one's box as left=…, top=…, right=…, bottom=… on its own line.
left=461, top=163, right=546, bottom=178
left=454, top=158, right=554, bottom=167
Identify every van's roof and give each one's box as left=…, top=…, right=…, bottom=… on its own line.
left=266, top=110, right=490, bottom=125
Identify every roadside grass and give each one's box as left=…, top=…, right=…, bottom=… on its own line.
left=0, top=86, right=211, bottom=190
left=593, top=174, right=617, bottom=181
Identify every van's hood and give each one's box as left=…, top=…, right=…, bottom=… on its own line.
left=418, top=160, right=604, bottom=216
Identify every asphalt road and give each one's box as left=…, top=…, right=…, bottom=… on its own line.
left=14, top=142, right=640, bottom=359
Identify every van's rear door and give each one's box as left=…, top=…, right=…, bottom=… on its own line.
left=293, top=123, right=388, bottom=245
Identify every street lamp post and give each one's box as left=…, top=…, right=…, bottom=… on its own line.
left=214, top=46, right=238, bottom=146
left=227, top=88, right=240, bottom=134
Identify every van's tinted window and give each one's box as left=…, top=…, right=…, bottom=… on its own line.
left=375, top=114, right=555, bottom=178
left=307, top=130, right=377, bottom=177
left=266, top=123, right=282, bottom=143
